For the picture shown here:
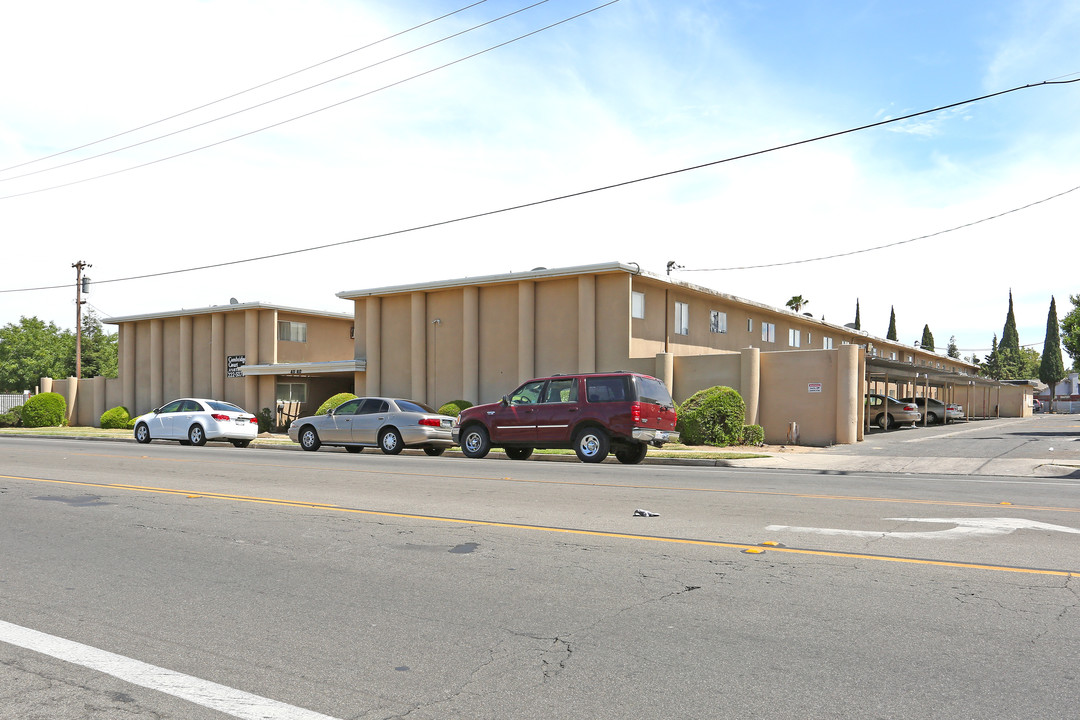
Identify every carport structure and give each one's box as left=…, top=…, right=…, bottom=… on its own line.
left=864, top=357, right=1005, bottom=433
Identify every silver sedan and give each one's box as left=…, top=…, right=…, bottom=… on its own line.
left=287, top=397, right=455, bottom=455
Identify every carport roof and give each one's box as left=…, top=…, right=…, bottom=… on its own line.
left=865, top=356, right=1000, bottom=387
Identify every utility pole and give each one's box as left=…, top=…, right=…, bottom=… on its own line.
left=73, top=261, right=91, bottom=380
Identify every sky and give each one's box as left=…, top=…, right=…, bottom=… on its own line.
left=1, top=0, right=1078, bottom=364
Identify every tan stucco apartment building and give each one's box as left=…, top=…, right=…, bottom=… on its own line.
left=79, top=262, right=1020, bottom=445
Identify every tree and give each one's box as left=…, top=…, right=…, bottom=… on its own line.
left=1039, top=297, right=1067, bottom=412
left=786, top=295, right=809, bottom=314
left=1000, top=290, right=1020, bottom=353
left=854, top=299, right=861, bottom=331
left=1062, top=293, right=1080, bottom=372
left=983, top=335, right=1001, bottom=378
left=920, top=325, right=934, bottom=352
left=947, top=335, right=960, bottom=359
left=886, top=307, right=897, bottom=341
left=0, top=317, right=75, bottom=391
left=79, top=311, right=118, bottom=379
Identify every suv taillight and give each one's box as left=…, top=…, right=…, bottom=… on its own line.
left=630, top=402, right=642, bottom=424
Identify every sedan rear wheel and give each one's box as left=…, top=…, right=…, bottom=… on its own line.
left=505, top=447, right=533, bottom=461
left=231, top=440, right=250, bottom=448
left=345, top=446, right=363, bottom=454
left=379, top=428, right=404, bottom=455
left=925, top=411, right=938, bottom=424
left=876, top=414, right=890, bottom=431
left=188, top=424, right=206, bottom=446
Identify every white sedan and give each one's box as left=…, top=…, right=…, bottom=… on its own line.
left=133, top=398, right=259, bottom=447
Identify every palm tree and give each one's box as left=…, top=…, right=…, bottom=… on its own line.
left=786, top=295, right=809, bottom=314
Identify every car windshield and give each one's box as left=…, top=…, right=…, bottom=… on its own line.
left=207, top=401, right=244, bottom=413
left=396, top=400, right=435, bottom=414
left=634, top=376, right=674, bottom=406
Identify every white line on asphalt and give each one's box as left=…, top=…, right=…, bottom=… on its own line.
left=900, top=419, right=1027, bottom=442
left=0, top=620, right=342, bottom=720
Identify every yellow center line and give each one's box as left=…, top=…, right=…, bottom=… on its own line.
left=61, top=450, right=1080, bottom=514
left=5, top=473, right=1077, bottom=578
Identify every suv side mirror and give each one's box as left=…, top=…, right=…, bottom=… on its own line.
left=501, top=395, right=510, bottom=407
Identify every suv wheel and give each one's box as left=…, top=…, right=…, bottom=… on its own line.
left=574, top=426, right=609, bottom=463
left=505, top=447, right=533, bottom=461
left=460, top=425, right=491, bottom=459
left=614, top=442, right=647, bottom=465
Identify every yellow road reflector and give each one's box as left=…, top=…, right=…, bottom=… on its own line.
left=760, top=541, right=780, bottom=546
left=743, top=548, right=765, bottom=554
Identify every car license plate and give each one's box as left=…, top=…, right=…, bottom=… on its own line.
left=235, top=418, right=247, bottom=425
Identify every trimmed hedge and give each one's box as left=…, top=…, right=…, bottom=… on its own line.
left=437, top=400, right=473, bottom=417
left=315, top=392, right=357, bottom=416
left=100, top=406, right=132, bottom=429
left=22, top=392, right=68, bottom=428
left=257, top=408, right=275, bottom=434
left=741, top=424, right=765, bottom=447
left=0, top=410, right=21, bottom=427
left=676, top=386, right=746, bottom=446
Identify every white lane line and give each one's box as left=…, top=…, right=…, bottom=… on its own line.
left=0, top=620, right=341, bottom=720
left=765, top=517, right=1080, bottom=540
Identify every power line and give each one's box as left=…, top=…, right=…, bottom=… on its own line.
left=0, top=0, right=552, bottom=185
left=0, top=1, right=616, bottom=201
left=0, top=1, right=490, bottom=175
left=1, top=75, right=1076, bottom=294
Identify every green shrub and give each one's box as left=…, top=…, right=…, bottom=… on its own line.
left=22, top=392, right=68, bottom=428
left=437, top=399, right=474, bottom=417
left=8, top=405, right=23, bottom=424
left=315, top=392, right=357, bottom=416
left=676, top=386, right=746, bottom=446
left=100, top=406, right=131, bottom=429
left=741, top=424, right=765, bottom=447
left=257, top=407, right=275, bottom=434
left=0, top=410, right=21, bottom=427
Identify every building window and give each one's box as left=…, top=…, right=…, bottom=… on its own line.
left=890, top=351, right=897, bottom=360
left=789, top=329, right=801, bottom=347
left=276, top=382, right=307, bottom=403
left=823, top=337, right=834, bottom=350
left=278, top=321, right=307, bottom=343
left=747, top=318, right=753, bottom=332
left=631, top=291, right=645, bottom=319
left=710, top=310, right=727, bottom=334
left=762, top=322, right=776, bottom=343
left=806, top=332, right=812, bottom=345
left=674, top=302, right=689, bottom=335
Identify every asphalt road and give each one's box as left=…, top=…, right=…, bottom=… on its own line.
left=1, top=435, right=1078, bottom=719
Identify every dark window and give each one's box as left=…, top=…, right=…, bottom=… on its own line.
left=394, top=400, right=433, bottom=414
left=543, top=379, right=578, bottom=403
left=206, top=400, right=243, bottom=412
left=633, top=376, right=673, bottom=407
left=334, top=399, right=363, bottom=415
left=585, top=376, right=629, bottom=403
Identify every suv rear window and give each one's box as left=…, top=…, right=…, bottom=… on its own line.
left=634, top=375, right=674, bottom=407
left=585, top=376, right=630, bottom=403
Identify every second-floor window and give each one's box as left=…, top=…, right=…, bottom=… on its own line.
left=762, top=322, right=776, bottom=343
left=278, top=321, right=307, bottom=343
left=823, top=337, right=834, bottom=350
left=631, top=291, right=645, bottom=319
left=789, top=329, right=801, bottom=347
left=674, top=302, right=689, bottom=335
left=710, top=310, right=727, bottom=334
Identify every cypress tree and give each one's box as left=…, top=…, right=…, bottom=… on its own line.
left=1039, top=297, right=1066, bottom=412
left=1001, top=290, right=1020, bottom=353
left=854, top=299, right=861, bottom=330
left=984, top=335, right=1000, bottom=378
left=886, top=306, right=897, bottom=341
left=920, top=324, right=935, bottom=352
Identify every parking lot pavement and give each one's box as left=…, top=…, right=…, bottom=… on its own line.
left=714, top=413, right=1080, bottom=477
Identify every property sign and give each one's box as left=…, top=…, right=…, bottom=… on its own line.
left=807, top=382, right=822, bottom=393
left=227, top=355, right=246, bottom=378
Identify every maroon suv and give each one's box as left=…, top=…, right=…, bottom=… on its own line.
left=452, top=372, right=679, bottom=464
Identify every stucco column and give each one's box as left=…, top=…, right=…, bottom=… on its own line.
left=463, top=287, right=479, bottom=403
left=365, top=298, right=381, bottom=396
left=518, top=281, right=534, bottom=382
left=92, top=375, right=106, bottom=427
left=244, top=309, right=259, bottom=413
left=150, top=319, right=164, bottom=410
left=64, top=377, right=78, bottom=424
left=740, top=347, right=761, bottom=426
left=655, top=352, right=674, bottom=396
left=577, top=275, right=596, bottom=373
left=120, top=324, right=135, bottom=413
left=411, top=292, right=427, bottom=403
left=835, top=343, right=860, bottom=444
left=179, top=315, right=193, bottom=397
left=211, top=312, right=225, bottom=400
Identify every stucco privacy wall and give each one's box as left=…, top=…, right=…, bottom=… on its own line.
left=758, top=346, right=862, bottom=446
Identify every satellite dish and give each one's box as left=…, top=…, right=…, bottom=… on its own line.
left=229, top=297, right=239, bottom=304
